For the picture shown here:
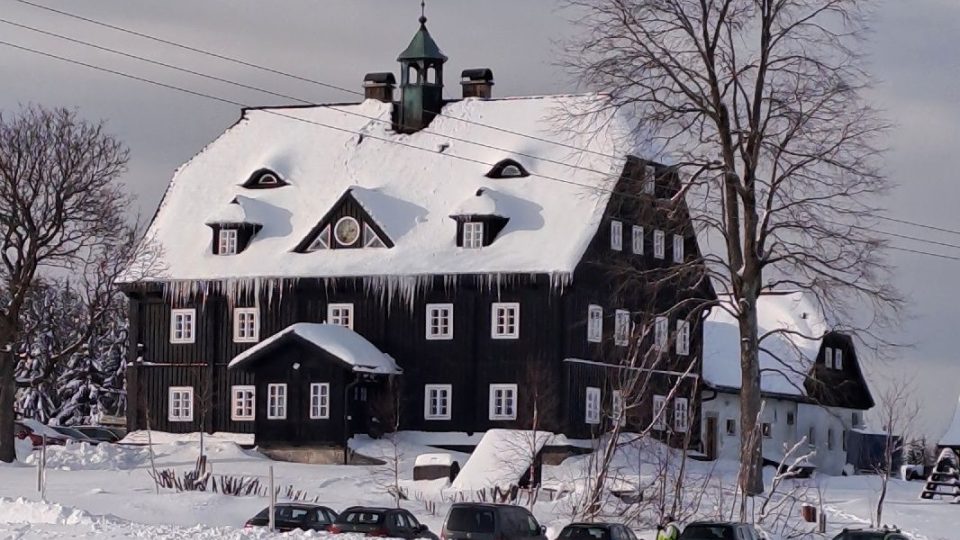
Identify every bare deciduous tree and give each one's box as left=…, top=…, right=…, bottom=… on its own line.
left=873, top=378, right=918, bottom=526
left=0, top=105, right=131, bottom=463
left=565, top=0, right=901, bottom=494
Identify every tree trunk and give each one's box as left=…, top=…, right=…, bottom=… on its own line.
left=739, top=296, right=764, bottom=496
left=0, top=344, right=16, bottom=463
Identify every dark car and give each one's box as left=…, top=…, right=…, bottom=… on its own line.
left=831, top=528, right=910, bottom=540
left=679, top=522, right=763, bottom=540
left=14, top=421, right=66, bottom=447
left=244, top=503, right=338, bottom=532
left=51, top=426, right=101, bottom=445
left=442, top=503, right=547, bottom=540
left=73, top=426, right=121, bottom=443
left=558, top=523, right=640, bottom=540
left=331, top=506, right=437, bottom=539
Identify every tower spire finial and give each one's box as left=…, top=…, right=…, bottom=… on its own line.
left=419, top=0, right=427, bottom=25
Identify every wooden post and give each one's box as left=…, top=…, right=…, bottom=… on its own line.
left=40, top=435, right=47, bottom=501
left=268, top=465, right=275, bottom=532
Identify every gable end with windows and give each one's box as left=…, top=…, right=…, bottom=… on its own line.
left=295, top=188, right=394, bottom=252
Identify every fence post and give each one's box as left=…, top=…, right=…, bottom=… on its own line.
left=40, top=435, right=47, bottom=501
left=268, top=465, right=276, bottom=532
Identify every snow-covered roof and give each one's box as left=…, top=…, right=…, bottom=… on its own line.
left=204, top=195, right=270, bottom=226
left=939, top=393, right=960, bottom=447
left=450, top=429, right=554, bottom=491
left=452, top=188, right=504, bottom=217
left=702, top=292, right=827, bottom=397
left=228, top=323, right=400, bottom=374
left=414, top=453, right=455, bottom=467
left=125, top=95, right=638, bottom=284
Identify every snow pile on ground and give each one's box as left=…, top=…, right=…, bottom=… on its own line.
left=0, top=497, right=97, bottom=526
left=451, top=429, right=553, bottom=491
left=25, top=442, right=152, bottom=471
left=120, top=430, right=254, bottom=446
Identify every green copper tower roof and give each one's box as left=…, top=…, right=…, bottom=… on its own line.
left=397, top=16, right=447, bottom=62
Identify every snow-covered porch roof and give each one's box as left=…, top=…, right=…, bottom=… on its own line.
left=227, top=323, right=401, bottom=375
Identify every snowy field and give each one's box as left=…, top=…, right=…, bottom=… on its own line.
left=0, top=433, right=955, bottom=540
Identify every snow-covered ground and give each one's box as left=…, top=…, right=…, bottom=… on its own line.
left=0, top=432, right=955, bottom=540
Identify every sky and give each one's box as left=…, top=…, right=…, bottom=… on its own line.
left=0, top=0, right=958, bottom=440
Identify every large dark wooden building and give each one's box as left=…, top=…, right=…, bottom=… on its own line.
left=122, top=15, right=712, bottom=449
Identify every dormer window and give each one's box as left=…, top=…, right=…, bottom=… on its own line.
left=295, top=188, right=395, bottom=252
left=363, top=223, right=387, bottom=248
left=218, top=229, right=238, bottom=255
left=463, top=222, right=484, bottom=249
left=306, top=225, right=331, bottom=251
left=486, top=159, right=529, bottom=179
left=334, top=217, right=361, bottom=247
left=242, top=168, right=288, bottom=189
left=205, top=196, right=265, bottom=255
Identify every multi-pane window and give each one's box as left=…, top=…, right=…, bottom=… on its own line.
left=824, top=347, right=834, bottom=369
left=585, top=387, right=601, bottom=425
left=643, top=165, right=656, bottom=195
left=489, top=384, right=517, bottom=420
left=632, top=226, right=644, bottom=254
left=610, top=220, right=623, bottom=251
left=463, top=222, right=484, bottom=249
left=231, top=385, right=255, bottom=421
left=674, top=397, right=689, bottom=433
left=267, top=383, right=287, bottom=420
left=652, top=395, right=666, bottom=431
left=672, top=234, right=684, bottom=263
left=762, top=422, right=773, bottom=438
left=310, top=383, right=330, bottom=419
left=168, top=386, right=194, bottom=422
left=653, top=230, right=665, bottom=259
left=327, top=303, right=354, bottom=329
left=491, top=302, right=520, bottom=339
left=170, top=309, right=196, bottom=344
left=611, top=390, right=625, bottom=426
left=675, top=320, right=690, bottom=356
left=233, top=307, right=259, bottom=343
left=218, top=229, right=238, bottom=255
left=834, top=348, right=843, bottom=370
left=424, top=384, right=452, bottom=420
left=725, top=419, right=737, bottom=436
left=426, top=303, right=454, bottom=340
left=654, top=316, right=669, bottom=350
left=587, top=305, right=603, bottom=343
left=614, top=309, right=630, bottom=347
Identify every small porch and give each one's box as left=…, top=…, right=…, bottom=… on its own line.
left=228, top=323, right=402, bottom=449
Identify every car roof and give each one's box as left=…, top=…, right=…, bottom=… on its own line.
left=450, top=502, right=521, bottom=509
left=565, top=523, right=616, bottom=528
left=343, top=506, right=393, bottom=512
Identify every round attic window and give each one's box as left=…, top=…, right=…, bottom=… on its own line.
left=334, top=217, right=361, bottom=246
left=258, top=173, right=279, bottom=185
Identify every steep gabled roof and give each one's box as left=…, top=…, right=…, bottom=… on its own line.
left=124, top=95, right=639, bottom=283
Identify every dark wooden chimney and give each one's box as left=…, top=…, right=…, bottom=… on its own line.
left=461, top=68, right=494, bottom=99
left=363, top=72, right=397, bottom=103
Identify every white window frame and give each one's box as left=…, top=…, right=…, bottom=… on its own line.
left=170, top=308, right=196, bottom=344
left=611, top=390, right=625, bottom=426
left=267, top=383, right=287, bottom=420
left=231, top=385, right=255, bottom=421
left=610, top=220, right=623, bottom=251
left=168, top=386, right=194, bottom=422
left=643, top=165, right=656, bottom=195
left=654, top=316, right=669, bottom=350
left=587, top=304, right=603, bottom=343
left=463, top=222, right=484, bottom=249
left=834, top=348, right=843, bottom=370
left=614, top=309, right=630, bottom=347
left=585, top=387, right=601, bottom=425
left=309, top=383, right=330, bottom=419
left=424, top=384, right=452, bottom=420
left=674, top=397, right=689, bottom=433
left=652, top=394, right=666, bottom=431
left=425, top=303, right=454, bottom=340
left=653, top=230, right=665, bottom=259
left=233, top=307, right=259, bottom=343
left=675, top=319, right=690, bottom=356
left=489, top=384, right=518, bottom=421
left=824, top=347, right=833, bottom=369
left=218, top=228, right=238, bottom=255
left=491, top=302, right=520, bottom=339
left=672, top=234, right=684, bottom=263
left=632, top=225, right=644, bottom=255
left=307, top=225, right=331, bottom=251
left=327, top=303, right=354, bottom=329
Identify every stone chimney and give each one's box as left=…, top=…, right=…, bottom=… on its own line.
left=363, top=72, right=397, bottom=103
left=461, top=68, right=494, bottom=99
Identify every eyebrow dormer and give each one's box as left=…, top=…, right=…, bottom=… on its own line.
left=486, top=159, right=529, bottom=179
left=242, top=168, right=288, bottom=189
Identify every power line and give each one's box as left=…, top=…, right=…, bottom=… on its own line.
left=16, top=0, right=960, bottom=241
left=887, top=246, right=960, bottom=262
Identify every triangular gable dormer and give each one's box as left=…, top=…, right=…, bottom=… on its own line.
left=242, top=168, right=289, bottom=189
left=295, top=189, right=394, bottom=252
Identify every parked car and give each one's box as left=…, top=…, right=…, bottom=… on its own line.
left=73, top=426, right=121, bottom=443
left=51, top=426, right=101, bottom=445
left=441, top=503, right=547, bottom=540
left=14, top=420, right=67, bottom=447
left=831, top=528, right=910, bottom=540
left=331, top=506, right=437, bottom=539
left=558, top=522, right=640, bottom=540
left=679, top=521, right=763, bottom=540
left=243, top=503, right=338, bottom=532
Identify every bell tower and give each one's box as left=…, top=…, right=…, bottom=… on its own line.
left=397, top=2, right=447, bottom=133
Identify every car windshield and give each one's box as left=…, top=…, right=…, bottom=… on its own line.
left=55, top=427, right=86, bottom=438
left=680, top=525, right=735, bottom=540
left=342, top=511, right=384, bottom=524
left=561, top=526, right=610, bottom=540
left=446, top=507, right=496, bottom=533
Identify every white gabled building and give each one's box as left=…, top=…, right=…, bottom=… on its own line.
left=699, top=292, right=876, bottom=475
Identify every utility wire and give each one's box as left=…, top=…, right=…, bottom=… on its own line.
left=887, top=246, right=960, bottom=262
left=15, top=0, right=960, bottom=241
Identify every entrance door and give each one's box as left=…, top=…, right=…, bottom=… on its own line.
left=705, top=416, right=718, bottom=460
